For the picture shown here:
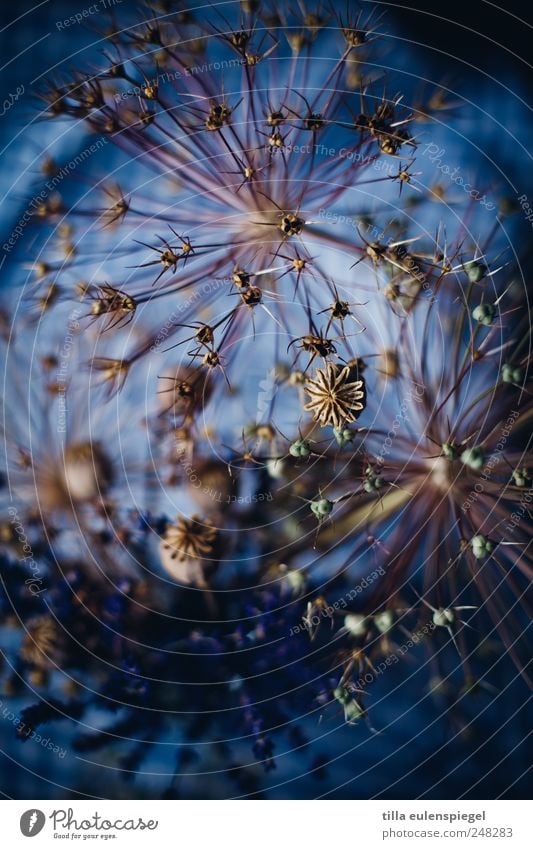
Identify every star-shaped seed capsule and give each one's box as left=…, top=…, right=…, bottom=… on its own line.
left=304, top=363, right=365, bottom=429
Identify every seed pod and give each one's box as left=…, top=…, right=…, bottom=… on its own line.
left=442, top=442, right=458, bottom=460
left=344, top=613, right=368, bottom=636
left=311, top=497, right=333, bottom=518
left=333, top=427, right=354, bottom=448
left=433, top=607, right=455, bottom=627
left=280, top=213, right=304, bottom=236
left=512, top=468, right=530, bottom=487
left=472, top=303, right=495, bottom=326
left=466, top=260, right=488, bottom=283
left=289, top=438, right=311, bottom=458
left=344, top=699, right=366, bottom=723
left=471, top=533, right=494, bottom=559
left=460, top=446, right=485, bottom=470
left=333, top=685, right=351, bottom=705
left=502, top=363, right=524, bottom=384
left=374, top=610, right=394, bottom=633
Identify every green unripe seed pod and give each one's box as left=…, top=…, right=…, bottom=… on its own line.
left=433, top=607, right=455, bottom=627
left=502, top=363, right=524, bottom=384
left=333, top=685, right=351, bottom=705
left=472, top=303, right=495, bottom=326
left=311, top=497, right=333, bottom=518
left=442, top=442, right=458, bottom=460
left=501, top=364, right=513, bottom=383
left=333, top=426, right=354, bottom=448
left=501, top=364, right=515, bottom=384
left=374, top=610, right=394, bottom=633
left=364, top=466, right=384, bottom=492
left=344, top=613, right=368, bottom=636
left=512, top=468, right=530, bottom=487
left=460, top=446, right=485, bottom=470
left=289, top=438, right=311, bottom=458
left=344, top=699, right=366, bottom=723
left=471, top=533, right=494, bottom=559
left=466, top=260, right=487, bottom=283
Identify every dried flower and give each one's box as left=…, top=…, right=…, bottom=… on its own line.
left=304, top=363, right=366, bottom=428
left=160, top=515, right=216, bottom=563
left=21, top=617, right=62, bottom=669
